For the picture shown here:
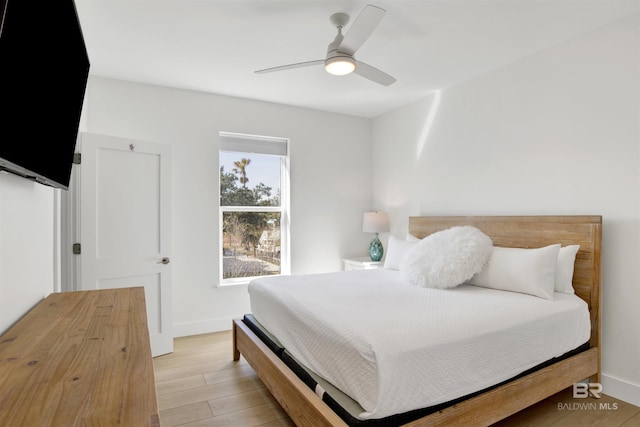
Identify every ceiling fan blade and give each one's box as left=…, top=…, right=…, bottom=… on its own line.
left=255, top=60, right=324, bottom=74
left=354, top=60, right=396, bottom=86
left=339, top=4, right=386, bottom=55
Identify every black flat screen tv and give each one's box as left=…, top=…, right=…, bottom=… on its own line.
left=0, top=0, right=90, bottom=190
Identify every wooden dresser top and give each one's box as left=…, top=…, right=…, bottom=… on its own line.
left=0, top=287, right=159, bottom=426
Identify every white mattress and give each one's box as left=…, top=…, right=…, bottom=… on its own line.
left=249, top=269, right=591, bottom=420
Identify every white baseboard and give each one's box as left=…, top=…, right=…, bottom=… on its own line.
left=173, top=317, right=233, bottom=338
left=601, top=373, right=640, bottom=406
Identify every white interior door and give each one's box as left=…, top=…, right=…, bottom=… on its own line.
left=78, top=132, right=172, bottom=356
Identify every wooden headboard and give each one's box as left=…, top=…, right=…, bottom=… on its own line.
left=409, top=215, right=602, bottom=376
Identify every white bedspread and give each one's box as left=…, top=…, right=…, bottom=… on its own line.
left=248, top=269, right=591, bottom=420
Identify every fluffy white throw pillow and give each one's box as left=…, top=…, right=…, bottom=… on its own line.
left=400, top=226, right=493, bottom=289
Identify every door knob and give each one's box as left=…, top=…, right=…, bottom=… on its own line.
left=157, top=257, right=170, bottom=265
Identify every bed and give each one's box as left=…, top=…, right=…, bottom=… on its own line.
left=233, top=215, right=602, bottom=426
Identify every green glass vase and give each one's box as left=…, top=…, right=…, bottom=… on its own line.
left=369, top=233, right=383, bottom=261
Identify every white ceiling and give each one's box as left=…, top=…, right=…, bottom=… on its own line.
left=75, top=0, right=639, bottom=118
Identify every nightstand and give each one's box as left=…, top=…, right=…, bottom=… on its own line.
left=343, top=257, right=384, bottom=271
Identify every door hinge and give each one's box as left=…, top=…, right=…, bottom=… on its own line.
left=72, top=243, right=81, bottom=255
left=73, top=153, right=81, bottom=164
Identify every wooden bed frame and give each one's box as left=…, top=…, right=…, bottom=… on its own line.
left=233, top=215, right=602, bottom=426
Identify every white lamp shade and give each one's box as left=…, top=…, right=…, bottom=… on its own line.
left=362, top=211, right=390, bottom=233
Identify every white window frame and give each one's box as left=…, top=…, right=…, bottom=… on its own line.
left=218, top=131, right=290, bottom=286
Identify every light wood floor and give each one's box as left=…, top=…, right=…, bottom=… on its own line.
left=153, top=331, right=640, bottom=427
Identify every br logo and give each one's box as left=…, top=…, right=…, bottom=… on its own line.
left=573, top=383, right=602, bottom=398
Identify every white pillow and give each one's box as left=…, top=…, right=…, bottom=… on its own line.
left=555, top=245, right=580, bottom=294
left=400, top=226, right=493, bottom=289
left=406, top=234, right=421, bottom=242
left=468, top=244, right=561, bottom=300
left=384, top=237, right=417, bottom=270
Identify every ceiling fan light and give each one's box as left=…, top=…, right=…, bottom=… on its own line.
left=325, top=56, right=356, bottom=76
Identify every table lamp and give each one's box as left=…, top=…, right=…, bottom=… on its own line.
left=362, top=211, right=390, bottom=261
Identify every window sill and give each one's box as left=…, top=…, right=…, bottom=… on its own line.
left=218, top=279, right=250, bottom=288
left=219, top=273, right=288, bottom=288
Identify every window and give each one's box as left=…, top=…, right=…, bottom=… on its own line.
left=219, top=132, right=289, bottom=285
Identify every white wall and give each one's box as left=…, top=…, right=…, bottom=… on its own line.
left=372, top=15, right=640, bottom=405
left=83, top=77, right=372, bottom=336
left=0, top=173, right=55, bottom=334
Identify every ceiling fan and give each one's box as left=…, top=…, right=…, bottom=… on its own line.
left=255, top=4, right=396, bottom=86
